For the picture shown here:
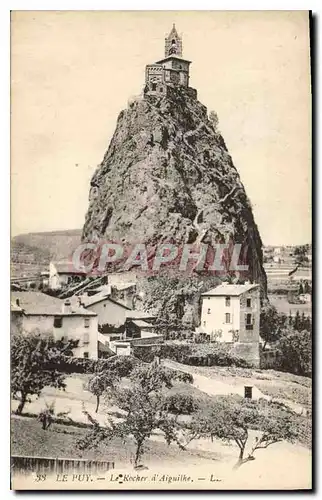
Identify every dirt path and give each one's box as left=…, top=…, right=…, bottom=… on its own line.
left=163, top=359, right=268, bottom=399
left=163, top=359, right=308, bottom=414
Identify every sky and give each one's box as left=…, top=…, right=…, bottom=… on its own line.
left=11, top=10, right=311, bottom=245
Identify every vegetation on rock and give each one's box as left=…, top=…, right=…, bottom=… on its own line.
left=82, top=87, right=267, bottom=324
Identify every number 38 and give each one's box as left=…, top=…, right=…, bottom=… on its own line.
left=35, top=474, right=47, bottom=482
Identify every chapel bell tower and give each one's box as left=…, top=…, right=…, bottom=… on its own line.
left=164, top=24, right=183, bottom=57
left=144, top=25, right=197, bottom=99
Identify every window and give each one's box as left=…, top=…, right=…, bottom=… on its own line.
left=246, top=313, right=253, bottom=330
left=83, top=352, right=89, bottom=359
left=225, top=313, right=231, bottom=324
left=203, top=321, right=206, bottom=327
left=225, top=297, right=231, bottom=307
left=151, top=83, right=157, bottom=91
left=54, top=316, right=63, bottom=328
left=246, top=298, right=252, bottom=308
left=207, top=308, right=211, bottom=314
left=160, top=87, right=163, bottom=93
left=84, top=318, right=90, bottom=328
left=84, top=333, right=89, bottom=344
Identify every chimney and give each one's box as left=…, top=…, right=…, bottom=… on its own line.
left=62, top=298, right=72, bottom=314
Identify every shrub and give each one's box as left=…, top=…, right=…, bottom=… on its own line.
left=160, top=343, right=192, bottom=363
left=163, top=393, right=198, bottom=415
left=172, top=370, right=194, bottom=384
left=99, top=323, right=125, bottom=334
left=160, top=342, right=250, bottom=368
left=52, top=354, right=138, bottom=375
left=268, top=286, right=297, bottom=295
left=132, top=345, right=159, bottom=363
left=260, top=304, right=287, bottom=350
left=54, top=356, right=98, bottom=374
left=276, top=330, right=312, bottom=377
left=103, top=355, right=139, bottom=378
left=37, top=402, right=71, bottom=430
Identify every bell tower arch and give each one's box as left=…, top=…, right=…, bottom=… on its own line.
left=164, top=24, right=183, bottom=57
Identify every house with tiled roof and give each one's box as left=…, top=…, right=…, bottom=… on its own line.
left=11, top=292, right=98, bottom=359
left=78, top=292, right=160, bottom=356
left=80, top=293, right=131, bottom=328
left=81, top=293, right=156, bottom=329
left=125, top=310, right=156, bottom=323
left=198, top=283, right=260, bottom=367
left=49, top=261, right=86, bottom=290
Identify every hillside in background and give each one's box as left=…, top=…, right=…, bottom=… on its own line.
left=11, top=229, right=82, bottom=277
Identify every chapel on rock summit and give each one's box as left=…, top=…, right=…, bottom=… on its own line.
left=144, top=24, right=197, bottom=99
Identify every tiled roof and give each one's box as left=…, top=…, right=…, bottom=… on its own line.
left=131, top=319, right=154, bottom=328
left=155, top=55, right=192, bottom=64
left=82, top=294, right=130, bottom=310
left=11, top=292, right=96, bottom=316
left=201, top=283, right=259, bottom=297
left=107, top=297, right=132, bottom=310
left=125, top=310, right=156, bottom=320
left=52, top=261, right=86, bottom=275
left=112, top=282, right=136, bottom=291
left=82, top=291, right=111, bottom=307
left=98, top=341, right=115, bottom=356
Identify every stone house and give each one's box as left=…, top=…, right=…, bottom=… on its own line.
left=11, top=292, right=98, bottom=359
left=49, top=261, right=86, bottom=290
left=80, top=293, right=159, bottom=356
left=82, top=293, right=131, bottom=328
left=198, top=283, right=261, bottom=367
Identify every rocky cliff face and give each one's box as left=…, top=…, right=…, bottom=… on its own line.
left=82, top=86, right=267, bottom=323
